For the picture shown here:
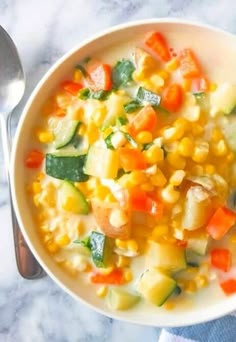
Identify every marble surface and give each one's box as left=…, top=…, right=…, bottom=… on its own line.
left=1, top=0, right=236, bottom=341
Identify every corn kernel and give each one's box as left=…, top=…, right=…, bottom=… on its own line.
left=56, top=234, right=70, bottom=247
left=167, top=152, right=186, bottom=169
left=109, top=209, right=129, bottom=228
left=94, top=185, right=110, bottom=200
left=78, top=123, right=87, bottom=135
left=185, top=280, right=197, bottom=293
left=192, top=124, right=204, bottom=137
left=192, top=142, right=209, bottom=163
left=140, top=182, right=154, bottom=192
left=149, top=74, right=165, bottom=88
left=136, top=131, right=153, bottom=144
left=170, top=170, right=186, bottom=186
left=127, top=239, right=138, bottom=252
left=182, top=78, right=191, bottom=92
left=174, top=118, right=190, bottom=131
left=226, top=152, right=235, bottom=163
left=195, top=275, right=208, bottom=289
left=73, top=69, right=83, bottom=82
left=115, top=239, right=127, bottom=249
left=129, top=170, right=148, bottom=185
left=158, top=69, right=169, bottom=80
left=46, top=241, right=59, bottom=253
left=124, top=268, right=133, bottom=282
left=143, top=145, right=164, bottom=164
left=32, top=181, right=41, bottom=194
left=211, top=139, right=228, bottom=157
left=36, top=130, right=54, bottom=143
left=33, top=194, right=40, bottom=207
left=230, top=234, right=236, bottom=243
left=118, top=174, right=133, bottom=188
left=163, top=301, right=175, bottom=310
left=105, top=193, right=117, bottom=203
left=211, top=128, right=223, bottom=142
left=162, top=126, right=184, bottom=142
left=37, top=172, right=45, bottom=181
left=166, top=57, right=179, bottom=71
left=161, top=184, right=180, bottom=204
left=96, top=286, right=108, bottom=298
left=152, top=224, right=169, bottom=238
left=178, top=137, right=194, bottom=157
left=204, top=164, right=215, bottom=175
left=117, top=255, right=130, bottom=268
left=183, top=105, right=200, bottom=122
left=210, top=83, right=217, bottom=92
left=150, top=169, right=167, bottom=187
left=92, top=107, right=107, bottom=127
left=191, top=165, right=204, bottom=176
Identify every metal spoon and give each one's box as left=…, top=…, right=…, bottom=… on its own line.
left=0, top=25, right=45, bottom=279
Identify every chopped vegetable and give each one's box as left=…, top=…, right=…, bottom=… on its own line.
left=75, top=64, right=87, bottom=77
left=206, top=207, right=236, bottom=240
left=161, top=83, right=183, bottom=112
left=54, top=120, right=80, bottom=149
left=86, top=61, right=112, bottom=91
left=90, top=268, right=124, bottom=285
left=119, top=148, right=147, bottom=171
left=128, top=105, right=158, bottom=135
left=144, top=31, right=171, bottom=62
left=124, top=100, right=143, bottom=113
left=116, top=116, right=128, bottom=126
left=78, top=88, right=91, bottom=100
left=220, top=279, right=236, bottom=295
left=61, top=81, right=83, bottom=95
left=104, top=132, right=115, bottom=150
left=179, top=49, right=201, bottom=78
left=25, top=150, right=44, bottom=169
left=123, top=132, right=138, bottom=148
left=136, top=87, right=161, bottom=107
left=112, top=59, right=135, bottom=88
left=107, top=288, right=140, bottom=310
left=210, top=248, right=231, bottom=272
left=89, top=231, right=111, bottom=267
left=59, top=181, right=89, bottom=214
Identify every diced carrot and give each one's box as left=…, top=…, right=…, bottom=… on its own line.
left=119, top=148, right=147, bottom=171
left=210, top=248, right=231, bottom=272
left=128, top=188, right=164, bottom=218
left=90, top=268, right=124, bottom=285
left=25, top=150, right=44, bottom=169
left=54, top=107, right=66, bottom=117
left=179, top=49, right=201, bottom=78
left=220, top=279, right=236, bottom=295
left=61, top=81, right=83, bottom=95
left=161, top=83, right=183, bottom=112
left=86, top=60, right=112, bottom=91
left=129, top=105, right=157, bottom=135
left=206, top=207, right=236, bottom=240
left=144, top=31, right=171, bottom=62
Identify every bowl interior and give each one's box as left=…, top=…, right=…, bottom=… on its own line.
left=11, top=19, right=236, bottom=326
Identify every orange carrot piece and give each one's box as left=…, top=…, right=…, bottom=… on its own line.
left=144, top=31, right=171, bottom=62
left=25, top=150, right=44, bottom=169
left=129, top=105, right=157, bottom=135
left=119, top=148, right=147, bottom=171
left=161, top=83, right=183, bottom=112
left=179, top=49, right=201, bottom=78
left=211, top=248, right=232, bottom=272
left=220, top=279, right=236, bottom=295
left=86, top=61, right=112, bottom=91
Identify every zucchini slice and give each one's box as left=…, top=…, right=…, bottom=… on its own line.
left=54, top=120, right=80, bottom=149
left=59, top=181, right=89, bottom=215
left=137, top=268, right=176, bottom=307
left=107, top=288, right=140, bottom=310
left=89, top=231, right=111, bottom=267
left=46, top=153, right=89, bottom=182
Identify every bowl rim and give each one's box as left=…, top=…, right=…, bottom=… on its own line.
left=10, top=17, right=236, bottom=327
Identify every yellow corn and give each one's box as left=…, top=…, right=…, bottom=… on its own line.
left=178, top=137, right=194, bottom=157
left=230, top=234, right=236, bottom=243
left=191, top=165, right=204, bottom=176
left=170, top=170, right=186, bottom=186
left=127, top=239, right=138, bottom=252
left=56, top=234, right=70, bottom=247
left=124, top=268, right=133, bottom=282
left=94, top=185, right=110, bottom=200
left=161, top=184, right=180, bottom=204
left=226, top=152, right=235, bottom=163
left=163, top=301, right=175, bottom=310
left=46, top=241, right=59, bottom=253
left=33, top=194, right=40, bottom=207
left=143, top=145, right=164, bottom=164
left=39, top=224, right=49, bottom=233
left=204, top=164, right=215, bottom=175
left=96, top=286, right=108, bottom=298
left=211, top=128, right=223, bottom=142
left=32, top=181, right=41, bottom=194
left=78, top=123, right=87, bottom=135
left=211, top=139, right=228, bottom=157
left=167, top=152, right=186, bottom=169
left=210, top=82, right=217, bottom=92
left=195, top=275, right=208, bottom=289
left=105, top=193, right=117, bottom=203
left=158, top=69, right=169, bottom=80
left=152, top=224, right=169, bottom=238
left=150, top=168, right=167, bottom=187
left=182, top=78, right=191, bottom=92
left=92, top=106, right=107, bottom=127
left=62, top=197, right=79, bottom=212
left=36, top=129, right=54, bottom=143
left=192, top=124, right=204, bottom=137
left=135, top=131, right=153, bottom=144
left=73, top=69, right=83, bottom=82
left=162, top=125, right=184, bottom=142
left=116, top=255, right=130, bottom=268
left=129, top=170, right=148, bottom=185
left=103, top=126, right=113, bottom=139
left=192, top=143, right=209, bottom=163
left=166, top=57, right=179, bottom=71
left=36, top=172, right=45, bottom=181
left=115, top=239, right=127, bottom=249
left=185, top=280, right=197, bottom=293
left=174, top=118, right=190, bottom=131
left=140, top=182, right=154, bottom=192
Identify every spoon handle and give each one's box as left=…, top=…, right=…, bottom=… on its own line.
left=0, top=114, right=45, bottom=279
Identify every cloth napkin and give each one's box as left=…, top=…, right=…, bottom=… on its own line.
left=159, top=312, right=236, bottom=342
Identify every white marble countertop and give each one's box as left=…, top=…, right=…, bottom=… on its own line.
left=1, top=0, right=236, bottom=341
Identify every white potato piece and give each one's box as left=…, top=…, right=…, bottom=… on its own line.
left=91, top=200, right=131, bottom=239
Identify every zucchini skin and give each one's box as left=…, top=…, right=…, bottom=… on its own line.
left=46, top=154, right=89, bottom=182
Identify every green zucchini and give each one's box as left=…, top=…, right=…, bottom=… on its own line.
left=89, top=231, right=111, bottom=267
left=112, top=59, right=135, bottom=88
left=54, top=120, right=80, bottom=149
left=136, top=86, right=161, bottom=107
left=46, top=153, right=89, bottom=182
left=137, top=268, right=177, bottom=306
left=59, top=181, right=89, bottom=214
left=107, top=288, right=140, bottom=310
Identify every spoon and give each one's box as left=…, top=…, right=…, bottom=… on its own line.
left=0, top=25, right=45, bottom=279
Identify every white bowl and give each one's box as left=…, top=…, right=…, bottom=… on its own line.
left=11, top=18, right=236, bottom=327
